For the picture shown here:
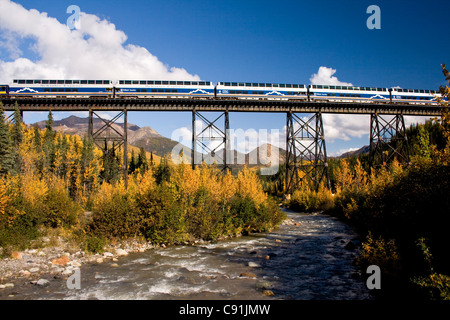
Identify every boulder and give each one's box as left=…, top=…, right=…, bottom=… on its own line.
left=115, top=249, right=128, bottom=257
left=36, top=279, right=50, bottom=287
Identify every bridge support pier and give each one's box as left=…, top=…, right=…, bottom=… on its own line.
left=285, top=111, right=330, bottom=194
left=369, top=113, right=409, bottom=166
left=192, top=110, right=230, bottom=171
left=88, top=109, right=128, bottom=188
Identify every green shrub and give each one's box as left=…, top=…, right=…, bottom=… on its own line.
left=85, top=235, right=107, bottom=254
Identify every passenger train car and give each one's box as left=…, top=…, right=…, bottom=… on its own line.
left=115, top=80, right=214, bottom=98
left=8, top=79, right=113, bottom=98
left=216, top=82, right=308, bottom=99
left=0, top=79, right=442, bottom=105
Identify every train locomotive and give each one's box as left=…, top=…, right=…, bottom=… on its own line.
left=0, top=79, right=441, bottom=104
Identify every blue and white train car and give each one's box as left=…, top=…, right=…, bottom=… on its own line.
left=310, top=85, right=390, bottom=102
left=216, top=82, right=308, bottom=100
left=8, top=79, right=114, bottom=98
left=391, top=88, right=438, bottom=104
left=114, top=80, right=215, bottom=98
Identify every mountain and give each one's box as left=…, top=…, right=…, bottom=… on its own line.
left=32, top=115, right=289, bottom=166
left=337, top=145, right=370, bottom=159
left=33, top=115, right=178, bottom=158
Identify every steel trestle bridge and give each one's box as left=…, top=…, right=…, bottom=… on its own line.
left=1, top=97, right=444, bottom=193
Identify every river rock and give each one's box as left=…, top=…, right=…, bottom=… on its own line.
left=256, top=280, right=273, bottom=290
left=19, top=270, right=31, bottom=277
left=52, top=255, right=69, bottom=266
left=11, top=251, right=22, bottom=260
left=36, top=279, right=50, bottom=287
left=248, top=261, right=261, bottom=268
left=115, top=249, right=128, bottom=257
left=344, top=241, right=356, bottom=251
left=240, top=272, right=257, bottom=279
left=263, top=290, right=274, bottom=296
left=3, top=283, right=14, bottom=289
left=29, top=267, right=39, bottom=273
left=103, top=252, right=114, bottom=258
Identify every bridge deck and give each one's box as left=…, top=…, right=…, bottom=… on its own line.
left=1, top=97, right=443, bottom=116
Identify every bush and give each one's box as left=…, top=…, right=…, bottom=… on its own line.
left=84, top=234, right=107, bottom=254
left=89, top=182, right=140, bottom=239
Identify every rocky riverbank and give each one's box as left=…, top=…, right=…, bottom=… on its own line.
left=0, top=217, right=299, bottom=296
left=0, top=236, right=155, bottom=294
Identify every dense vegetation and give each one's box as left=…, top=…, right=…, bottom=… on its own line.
left=280, top=65, right=450, bottom=300
left=0, top=103, right=285, bottom=258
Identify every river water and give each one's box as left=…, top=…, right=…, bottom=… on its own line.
left=5, top=209, right=373, bottom=300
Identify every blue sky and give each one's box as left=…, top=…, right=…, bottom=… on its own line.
left=1, top=0, right=449, bottom=155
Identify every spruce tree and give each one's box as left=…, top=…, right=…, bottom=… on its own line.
left=0, top=102, right=13, bottom=175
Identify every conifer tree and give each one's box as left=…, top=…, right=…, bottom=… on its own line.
left=128, top=149, right=137, bottom=174
left=0, top=102, right=13, bottom=176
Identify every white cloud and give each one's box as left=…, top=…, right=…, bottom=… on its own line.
left=310, top=66, right=353, bottom=86
left=0, top=0, right=200, bottom=82
left=309, top=66, right=369, bottom=142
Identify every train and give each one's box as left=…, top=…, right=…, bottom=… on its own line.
left=0, top=79, right=442, bottom=104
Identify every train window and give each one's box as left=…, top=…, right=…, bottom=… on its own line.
left=153, top=81, right=160, bottom=85
left=190, top=81, right=196, bottom=85
left=141, top=89, right=147, bottom=92
left=73, top=89, right=78, bottom=92
left=419, top=90, right=424, bottom=93
left=87, top=80, right=94, bottom=84
left=279, top=84, right=285, bottom=88
left=161, top=81, right=167, bottom=85
left=146, top=81, right=153, bottom=85
left=272, top=84, right=278, bottom=88
left=138, top=81, right=145, bottom=85
left=252, top=83, right=258, bottom=87
left=413, top=89, right=419, bottom=93
left=65, top=80, right=72, bottom=84
left=169, top=81, right=175, bottom=85
left=50, top=80, right=57, bottom=84
left=293, top=84, right=298, bottom=88
left=228, top=83, right=235, bottom=86
left=58, top=88, right=64, bottom=92
left=57, top=80, right=64, bottom=84
left=425, top=90, right=430, bottom=93
left=13, top=80, right=18, bottom=83
left=131, top=80, right=137, bottom=85
left=33, top=80, right=41, bottom=84
left=65, top=88, right=71, bottom=92
left=182, top=81, right=190, bottom=85
left=18, top=80, right=26, bottom=84
left=336, top=86, right=341, bottom=90
left=329, top=86, right=335, bottom=89
left=244, top=83, right=250, bottom=87
left=72, top=80, right=80, bottom=84
left=286, top=84, right=292, bottom=88
left=51, top=88, right=57, bottom=92
left=197, top=82, right=204, bottom=86
left=80, top=80, right=87, bottom=84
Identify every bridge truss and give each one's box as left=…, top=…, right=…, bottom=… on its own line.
left=2, top=97, right=442, bottom=193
